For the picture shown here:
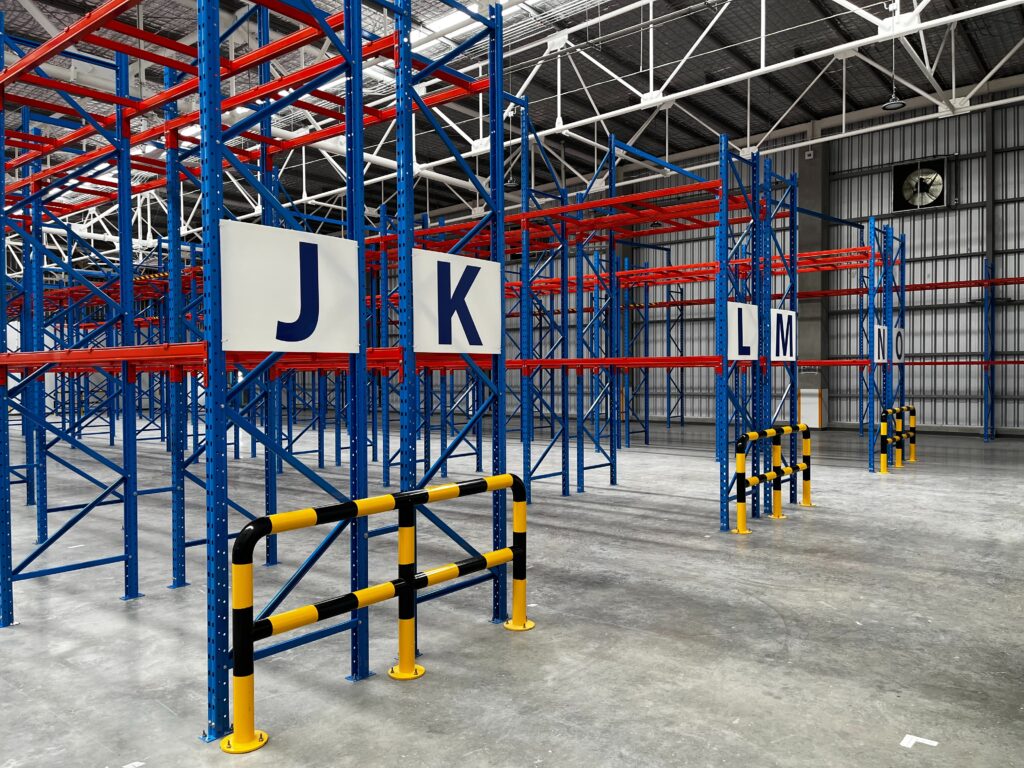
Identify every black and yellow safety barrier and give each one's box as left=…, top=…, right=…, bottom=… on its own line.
left=732, top=424, right=812, bottom=535
left=879, top=405, right=917, bottom=473
left=220, top=474, right=533, bottom=754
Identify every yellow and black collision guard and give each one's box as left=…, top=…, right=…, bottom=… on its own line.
left=732, top=424, right=811, bottom=535
left=879, top=405, right=917, bottom=474
left=221, top=474, right=532, bottom=754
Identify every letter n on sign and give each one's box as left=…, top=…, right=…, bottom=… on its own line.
left=412, top=250, right=501, bottom=353
left=874, top=325, right=888, bottom=363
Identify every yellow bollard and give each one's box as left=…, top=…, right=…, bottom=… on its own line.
left=731, top=451, right=751, bottom=534
left=389, top=504, right=424, bottom=680
left=880, top=418, right=888, bottom=474
left=221, top=561, right=269, bottom=754
left=895, top=415, right=904, bottom=468
left=801, top=432, right=812, bottom=507
left=504, top=499, right=535, bottom=631
left=909, top=411, right=917, bottom=462
left=770, top=435, right=786, bottom=519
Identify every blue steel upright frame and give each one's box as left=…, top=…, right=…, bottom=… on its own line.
left=194, top=0, right=378, bottom=737
left=982, top=256, right=996, bottom=441
left=763, top=159, right=800, bottom=504
left=513, top=99, right=571, bottom=500
left=716, top=139, right=761, bottom=531
left=0, top=38, right=147, bottom=627
left=863, top=219, right=898, bottom=472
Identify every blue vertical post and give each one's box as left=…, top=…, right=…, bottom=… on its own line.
left=787, top=172, right=799, bottom=502
left=0, top=34, right=12, bottom=626
left=439, top=371, right=448, bottom=478
left=867, top=218, right=878, bottom=472
left=264, top=372, right=279, bottom=567
left=575, top=234, right=586, bottom=493
left=344, top=0, right=370, bottom=671
left=519, top=106, right=533, bottom=500
left=24, top=110, right=46, bottom=541
left=897, top=234, right=906, bottom=409
left=983, top=257, right=995, bottom=441
left=197, top=0, right=231, bottom=740
left=882, top=224, right=895, bottom=471
left=395, top=0, right=416, bottom=494
left=749, top=152, right=766, bottom=518
left=422, top=371, right=432, bottom=470
left=115, top=52, right=141, bottom=602
left=489, top=2, right=508, bottom=623
left=377, top=207, right=390, bottom=486
left=558, top=190, right=570, bottom=496
left=857, top=228, right=866, bottom=437
left=607, top=137, right=619, bottom=487
left=715, top=135, right=731, bottom=531
left=164, top=67, right=188, bottom=589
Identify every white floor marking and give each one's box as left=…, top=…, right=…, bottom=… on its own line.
left=900, top=734, right=938, bottom=749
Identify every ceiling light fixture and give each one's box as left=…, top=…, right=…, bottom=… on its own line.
left=882, top=24, right=905, bottom=111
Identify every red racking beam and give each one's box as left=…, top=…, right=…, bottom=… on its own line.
left=0, top=0, right=144, bottom=88
left=103, top=19, right=208, bottom=58
left=80, top=33, right=196, bottom=74
left=3, top=93, right=94, bottom=121
left=4, top=8, right=358, bottom=177
left=16, top=73, right=138, bottom=108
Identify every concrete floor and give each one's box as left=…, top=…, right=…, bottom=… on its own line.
left=2, top=425, right=1022, bottom=767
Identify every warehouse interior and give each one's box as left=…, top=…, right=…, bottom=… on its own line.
left=1, top=0, right=1022, bottom=765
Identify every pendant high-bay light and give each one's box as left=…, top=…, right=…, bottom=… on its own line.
left=882, top=23, right=906, bottom=111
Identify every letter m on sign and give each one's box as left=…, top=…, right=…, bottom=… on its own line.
left=771, top=309, right=797, bottom=361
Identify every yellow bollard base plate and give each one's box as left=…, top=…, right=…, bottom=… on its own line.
left=730, top=528, right=752, bottom=535
left=769, top=513, right=787, bottom=519
left=220, top=731, right=269, bottom=754
left=504, top=618, right=536, bottom=632
left=388, top=664, right=425, bottom=680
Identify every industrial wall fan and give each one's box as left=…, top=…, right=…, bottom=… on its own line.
left=893, top=158, right=948, bottom=212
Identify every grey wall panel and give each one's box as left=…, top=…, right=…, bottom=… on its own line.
left=825, top=103, right=1022, bottom=432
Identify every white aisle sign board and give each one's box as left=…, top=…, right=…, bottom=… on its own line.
left=220, top=220, right=361, bottom=353
left=412, top=249, right=502, bottom=353
left=770, top=308, right=797, bottom=361
left=874, top=325, right=888, bottom=363
left=894, top=327, right=906, bottom=363
left=727, top=301, right=758, bottom=361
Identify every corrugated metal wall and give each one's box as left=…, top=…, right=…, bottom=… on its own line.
left=513, top=104, right=1022, bottom=435
left=826, top=102, right=1023, bottom=432
left=618, top=102, right=1022, bottom=433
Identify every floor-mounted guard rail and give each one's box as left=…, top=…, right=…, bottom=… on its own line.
left=732, top=424, right=812, bottom=535
left=221, top=474, right=534, bottom=754
left=879, top=405, right=917, bottom=473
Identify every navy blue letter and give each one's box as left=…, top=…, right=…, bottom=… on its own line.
left=737, top=306, right=751, bottom=356
left=775, top=313, right=793, bottom=357
left=437, top=261, right=482, bottom=346
left=276, top=242, right=319, bottom=343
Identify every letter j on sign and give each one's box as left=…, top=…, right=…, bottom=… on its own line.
left=220, top=221, right=361, bottom=353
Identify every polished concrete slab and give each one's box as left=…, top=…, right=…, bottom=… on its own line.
left=1, top=426, right=1022, bottom=767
